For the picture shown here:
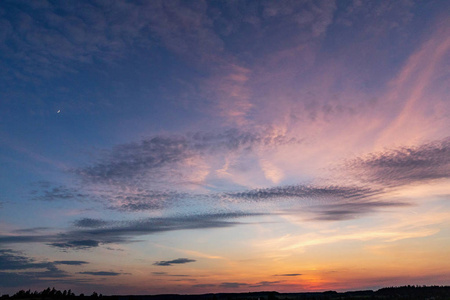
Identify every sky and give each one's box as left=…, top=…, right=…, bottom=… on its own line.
left=0, top=0, right=450, bottom=295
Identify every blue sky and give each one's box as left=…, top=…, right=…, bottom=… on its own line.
left=1, top=0, right=450, bottom=295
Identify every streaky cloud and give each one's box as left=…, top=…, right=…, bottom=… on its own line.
left=250, top=281, right=281, bottom=288
left=74, top=218, right=110, bottom=228
left=153, top=258, right=196, bottom=266
left=307, top=201, right=412, bottom=221
left=0, top=249, right=69, bottom=284
left=219, top=282, right=249, bottom=288
left=0, top=249, right=54, bottom=271
left=0, top=212, right=268, bottom=248
left=192, top=284, right=216, bottom=288
left=54, top=260, right=89, bottom=266
left=79, top=271, right=123, bottom=276
left=48, top=239, right=100, bottom=250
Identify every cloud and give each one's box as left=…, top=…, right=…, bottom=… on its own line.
left=307, top=201, right=411, bottom=221
left=250, top=281, right=281, bottom=288
left=26, top=129, right=297, bottom=214
left=219, top=282, right=249, bottom=288
left=0, top=249, right=54, bottom=271
left=153, top=258, right=196, bottom=266
left=69, top=212, right=265, bottom=242
left=336, top=0, right=415, bottom=34
left=79, top=271, right=123, bottom=276
left=48, top=239, right=100, bottom=250
left=0, top=212, right=266, bottom=249
left=346, top=137, right=450, bottom=187
left=75, top=129, right=294, bottom=185
left=274, top=273, right=302, bottom=277
left=13, top=227, right=50, bottom=233
left=0, top=1, right=159, bottom=76
left=0, top=249, right=70, bottom=288
left=0, top=234, right=57, bottom=245
left=54, top=260, right=89, bottom=266
left=152, top=272, right=189, bottom=277
left=74, top=218, right=110, bottom=228
left=226, top=184, right=410, bottom=221
left=192, top=284, right=216, bottom=288
left=227, top=184, right=383, bottom=201
left=32, top=185, right=86, bottom=202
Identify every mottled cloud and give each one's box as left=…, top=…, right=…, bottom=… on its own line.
left=153, top=258, right=196, bottom=267
left=62, top=128, right=297, bottom=212
left=75, top=128, right=295, bottom=185
left=31, top=184, right=86, bottom=202
left=226, top=184, right=410, bottom=221
left=346, top=137, right=450, bottom=187
left=0, top=0, right=200, bottom=76
left=227, top=184, right=382, bottom=201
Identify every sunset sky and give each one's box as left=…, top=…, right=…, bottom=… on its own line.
left=1, top=0, right=450, bottom=295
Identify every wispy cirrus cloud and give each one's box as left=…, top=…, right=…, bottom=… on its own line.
left=153, top=258, right=196, bottom=267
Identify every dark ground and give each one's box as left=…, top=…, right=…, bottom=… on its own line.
left=3, top=286, right=450, bottom=300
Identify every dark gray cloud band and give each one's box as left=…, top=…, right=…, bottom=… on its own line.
left=153, top=258, right=196, bottom=266
left=79, top=271, right=123, bottom=276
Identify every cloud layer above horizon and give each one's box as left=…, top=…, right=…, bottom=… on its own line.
left=0, top=0, right=449, bottom=295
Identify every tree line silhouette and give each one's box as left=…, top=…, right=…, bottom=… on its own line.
left=2, top=286, right=450, bottom=300
left=2, top=288, right=101, bottom=300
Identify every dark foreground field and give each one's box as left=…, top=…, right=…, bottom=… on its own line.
left=3, top=286, right=450, bottom=300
